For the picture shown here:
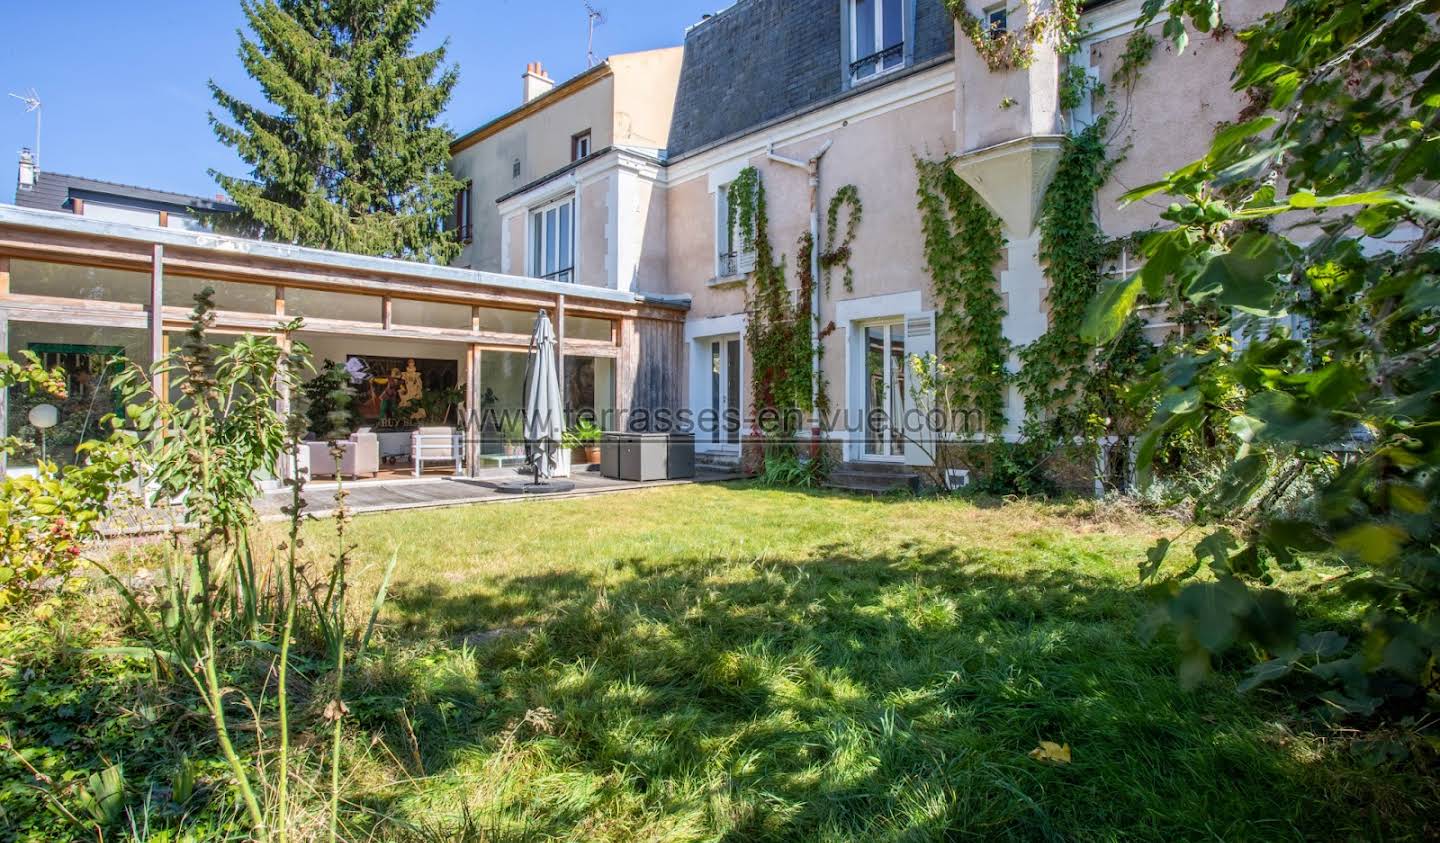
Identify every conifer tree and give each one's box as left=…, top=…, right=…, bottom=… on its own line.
left=209, top=0, right=464, bottom=262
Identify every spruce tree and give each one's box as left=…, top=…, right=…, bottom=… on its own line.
left=209, top=0, right=464, bottom=262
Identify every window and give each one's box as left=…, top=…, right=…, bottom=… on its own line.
left=849, top=0, right=905, bottom=83
left=513, top=158, right=522, bottom=179
left=986, top=4, right=1008, bottom=38
left=453, top=180, right=473, bottom=244
left=530, top=195, right=575, bottom=283
left=571, top=130, right=592, bottom=162
left=715, top=183, right=756, bottom=278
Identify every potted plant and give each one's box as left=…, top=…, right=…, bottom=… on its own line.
left=563, top=419, right=603, bottom=464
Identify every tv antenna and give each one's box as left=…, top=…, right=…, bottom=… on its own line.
left=8, top=88, right=41, bottom=171
left=585, top=2, right=606, bottom=67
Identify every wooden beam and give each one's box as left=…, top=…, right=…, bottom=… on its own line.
left=71, top=198, right=85, bottom=215
left=274, top=286, right=286, bottom=317
left=382, top=295, right=393, bottom=330
left=158, top=211, right=169, bottom=228
left=149, top=245, right=164, bottom=393
left=0, top=225, right=688, bottom=322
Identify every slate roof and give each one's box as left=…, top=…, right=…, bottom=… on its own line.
left=667, top=0, right=954, bottom=160
left=13, top=171, right=238, bottom=216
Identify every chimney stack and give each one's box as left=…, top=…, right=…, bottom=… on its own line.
left=17, top=148, right=36, bottom=192
left=522, top=62, right=554, bottom=104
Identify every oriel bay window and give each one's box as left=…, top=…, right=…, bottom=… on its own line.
left=530, top=195, right=575, bottom=283
left=849, top=0, right=905, bottom=83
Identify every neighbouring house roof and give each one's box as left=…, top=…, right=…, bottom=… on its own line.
left=666, top=0, right=955, bottom=160
left=0, top=203, right=690, bottom=311
left=13, top=170, right=239, bottom=216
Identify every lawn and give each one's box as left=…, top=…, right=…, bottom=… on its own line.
left=4, top=483, right=1435, bottom=840
left=283, top=483, right=1427, bottom=840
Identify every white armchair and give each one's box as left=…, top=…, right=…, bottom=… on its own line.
left=307, top=432, right=380, bottom=480
left=412, top=426, right=462, bottom=477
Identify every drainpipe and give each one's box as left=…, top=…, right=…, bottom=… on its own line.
left=766, top=139, right=833, bottom=449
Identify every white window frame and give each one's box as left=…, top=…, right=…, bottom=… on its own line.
left=848, top=0, right=906, bottom=85
left=715, top=182, right=756, bottom=279
left=529, top=194, right=576, bottom=284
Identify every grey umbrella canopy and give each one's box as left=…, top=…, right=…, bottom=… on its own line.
left=524, top=310, right=566, bottom=482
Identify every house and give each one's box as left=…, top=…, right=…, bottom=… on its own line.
left=13, top=149, right=238, bottom=230
left=447, top=48, right=685, bottom=283
left=450, top=0, right=1281, bottom=480
left=1, top=0, right=1279, bottom=487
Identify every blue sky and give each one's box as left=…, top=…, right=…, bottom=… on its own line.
left=1, top=0, right=724, bottom=199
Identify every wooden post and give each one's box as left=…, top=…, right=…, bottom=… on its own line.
left=0, top=256, right=10, bottom=296
left=471, top=305, right=481, bottom=333
left=149, top=245, right=164, bottom=394
left=465, top=343, right=481, bottom=476
left=158, top=210, right=169, bottom=228
left=71, top=198, right=85, bottom=215
left=277, top=334, right=294, bottom=481
left=556, top=294, right=567, bottom=414
left=274, top=286, right=286, bottom=318
left=382, top=295, right=393, bottom=330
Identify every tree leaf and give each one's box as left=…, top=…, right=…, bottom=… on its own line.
left=1082, top=273, right=1142, bottom=343
left=1237, top=658, right=1292, bottom=693
left=1028, top=741, right=1072, bottom=765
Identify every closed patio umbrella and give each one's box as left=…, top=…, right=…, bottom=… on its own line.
left=524, top=310, right=565, bottom=483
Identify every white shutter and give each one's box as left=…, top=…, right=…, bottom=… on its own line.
left=737, top=250, right=758, bottom=274
left=903, top=311, right=936, bottom=468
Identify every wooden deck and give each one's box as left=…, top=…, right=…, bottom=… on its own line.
left=256, top=465, right=743, bottom=519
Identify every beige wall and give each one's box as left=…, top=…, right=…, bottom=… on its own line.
left=577, top=176, right=611, bottom=288
left=609, top=48, right=685, bottom=151
left=1092, top=0, right=1283, bottom=237
left=952, top=6, right=1063, bottom=153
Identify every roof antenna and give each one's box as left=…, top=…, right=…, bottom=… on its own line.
left=8, top=88, right=41, bottom=172
left=585, top=2, right=606, bottom=67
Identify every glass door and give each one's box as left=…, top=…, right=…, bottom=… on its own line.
left=708, top=337, right=741, bottom=449
left=863, top=321, right=906, bottom=458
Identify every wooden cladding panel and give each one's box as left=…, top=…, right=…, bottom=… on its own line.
left=617, top=317, right=685, bottom=423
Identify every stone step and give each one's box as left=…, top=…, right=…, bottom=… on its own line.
left=833, top=460, right=914, bottom=475
left=695, top=451, right=740, bottom=470
left=823, top=467, right=920, bottom=494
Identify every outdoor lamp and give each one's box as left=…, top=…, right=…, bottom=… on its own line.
left=28, top=403, right=59, bottom=462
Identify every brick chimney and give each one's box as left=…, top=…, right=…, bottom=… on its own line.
left=17, top=148, right=36, bottom=192
left=522, top=62, right=554, bottom=104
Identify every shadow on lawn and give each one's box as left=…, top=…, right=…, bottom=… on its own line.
left=351, top=538, right=1431, bottom=842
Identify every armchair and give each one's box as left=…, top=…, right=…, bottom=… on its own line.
left=412, top=426, right=462, bottom=477
left=306, top=432, right=380, bottom=480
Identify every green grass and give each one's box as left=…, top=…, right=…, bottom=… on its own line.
left=5, top=484, right=1435, bottom=840
left=278, top=484, right=1429, bottom=840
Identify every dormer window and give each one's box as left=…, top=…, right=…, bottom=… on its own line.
left=849, top=0, right=905, bottom=84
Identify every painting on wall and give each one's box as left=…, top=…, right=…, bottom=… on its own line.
left=344, top=355, right=460, bottom=428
